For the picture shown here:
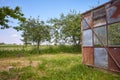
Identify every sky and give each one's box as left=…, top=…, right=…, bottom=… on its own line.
left=0, top=0, right=109, bottom=44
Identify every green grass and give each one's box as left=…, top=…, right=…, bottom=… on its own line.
left=0, top=54, right=120, bottom=80
left=0, top=45, right=120, bottom=80
left=0, top=45, right=81, bottom=58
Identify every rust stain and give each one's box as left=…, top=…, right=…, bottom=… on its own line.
left=82, top=47, right=94, bottom=65
left=108, top=47, right=120, bottom=72
left=110, top=3, right=120, bottom=18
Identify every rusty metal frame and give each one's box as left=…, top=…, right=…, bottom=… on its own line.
left=82, top=16, right=120, bottom=70
left=81, top=0, right=120, bottom=72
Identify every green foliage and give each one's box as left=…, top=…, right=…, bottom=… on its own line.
left=0, top=43, right=5, bottom=45
left=60, top=11, right=81, bottom=45
left=0, top=6, right=25, bottom=29
left=16, top=17, right=51, bottom=50
left=48, top=10, right=81, bottom=45
left=47, top=18, right=62, bottom=45
left=0, top=49, right=25, bottom=58
left=26, top=17, right=50, bottom=50
left=30, top=45, right=81, bottom=54
left=0, top=45, right=81, bottom=58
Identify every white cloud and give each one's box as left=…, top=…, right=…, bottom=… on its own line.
left=11, top=34, right=18, bottom=38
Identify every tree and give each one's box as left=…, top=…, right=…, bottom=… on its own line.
left=16, top=17, right=50, bottom=50
left=60, top=11, right=81, bottom=45
left=15, top=18, right=31, bottom=47
left=0, top=6, right=25, bottom=29
left=47, top=18, right=62, bottom=45
left=48, top=11, right=81, bottom=45
left=28, top=18, right=50, bottom=49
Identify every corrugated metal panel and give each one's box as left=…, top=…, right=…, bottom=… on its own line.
left=94, top=48, right=108, bottom=69
left=108, top=47, right=120, bottom=72
left=82, top=47, right=94, bottom=65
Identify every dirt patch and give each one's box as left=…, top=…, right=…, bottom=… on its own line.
left=0, top=58, right=40, bottom=71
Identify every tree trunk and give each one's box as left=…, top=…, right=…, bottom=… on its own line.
left=73, top=36, right=77, bottom=45
left=37, top=41, right=40, bottom=53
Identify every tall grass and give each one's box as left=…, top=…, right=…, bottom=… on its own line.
left=0, top=54, right=120, bottom=80
left=41, top=45, right=81, bottom=54
left=0, top=45, right=81, bottom=58
left=0, top=45, right=120, bottom=80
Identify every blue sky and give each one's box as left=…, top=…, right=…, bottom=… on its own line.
left=0, top=0, right=109, bottom=44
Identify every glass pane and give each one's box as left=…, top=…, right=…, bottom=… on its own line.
left=106, top=1, right=120, bottom=24
left=83, top=29, right=93, bottom=46
left=82, top=13, right=92, bottom=30
left=82, top=19, right=89, bottom=30
left=94, top=26, right=107, bottom=47
left=94, top=48, right=108, bottom=69
left=108, top=23, right=120, bottom=46
left=93, top=7, right=106, bottom=27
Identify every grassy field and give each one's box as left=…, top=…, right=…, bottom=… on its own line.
left=0, top=45, right=120, bottom=80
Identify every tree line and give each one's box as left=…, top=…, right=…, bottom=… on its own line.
left=0, top=6, right=81, bottom=50
left=1, top=6, right=119, bottom=51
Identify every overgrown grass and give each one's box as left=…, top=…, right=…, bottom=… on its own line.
left=0, top=45, right=81, bottom=58
left=0, top=54, right=120, bottom=80
left=0, top=45, right=120, bottom=80
left=41, top=45, right=81, bottom=54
